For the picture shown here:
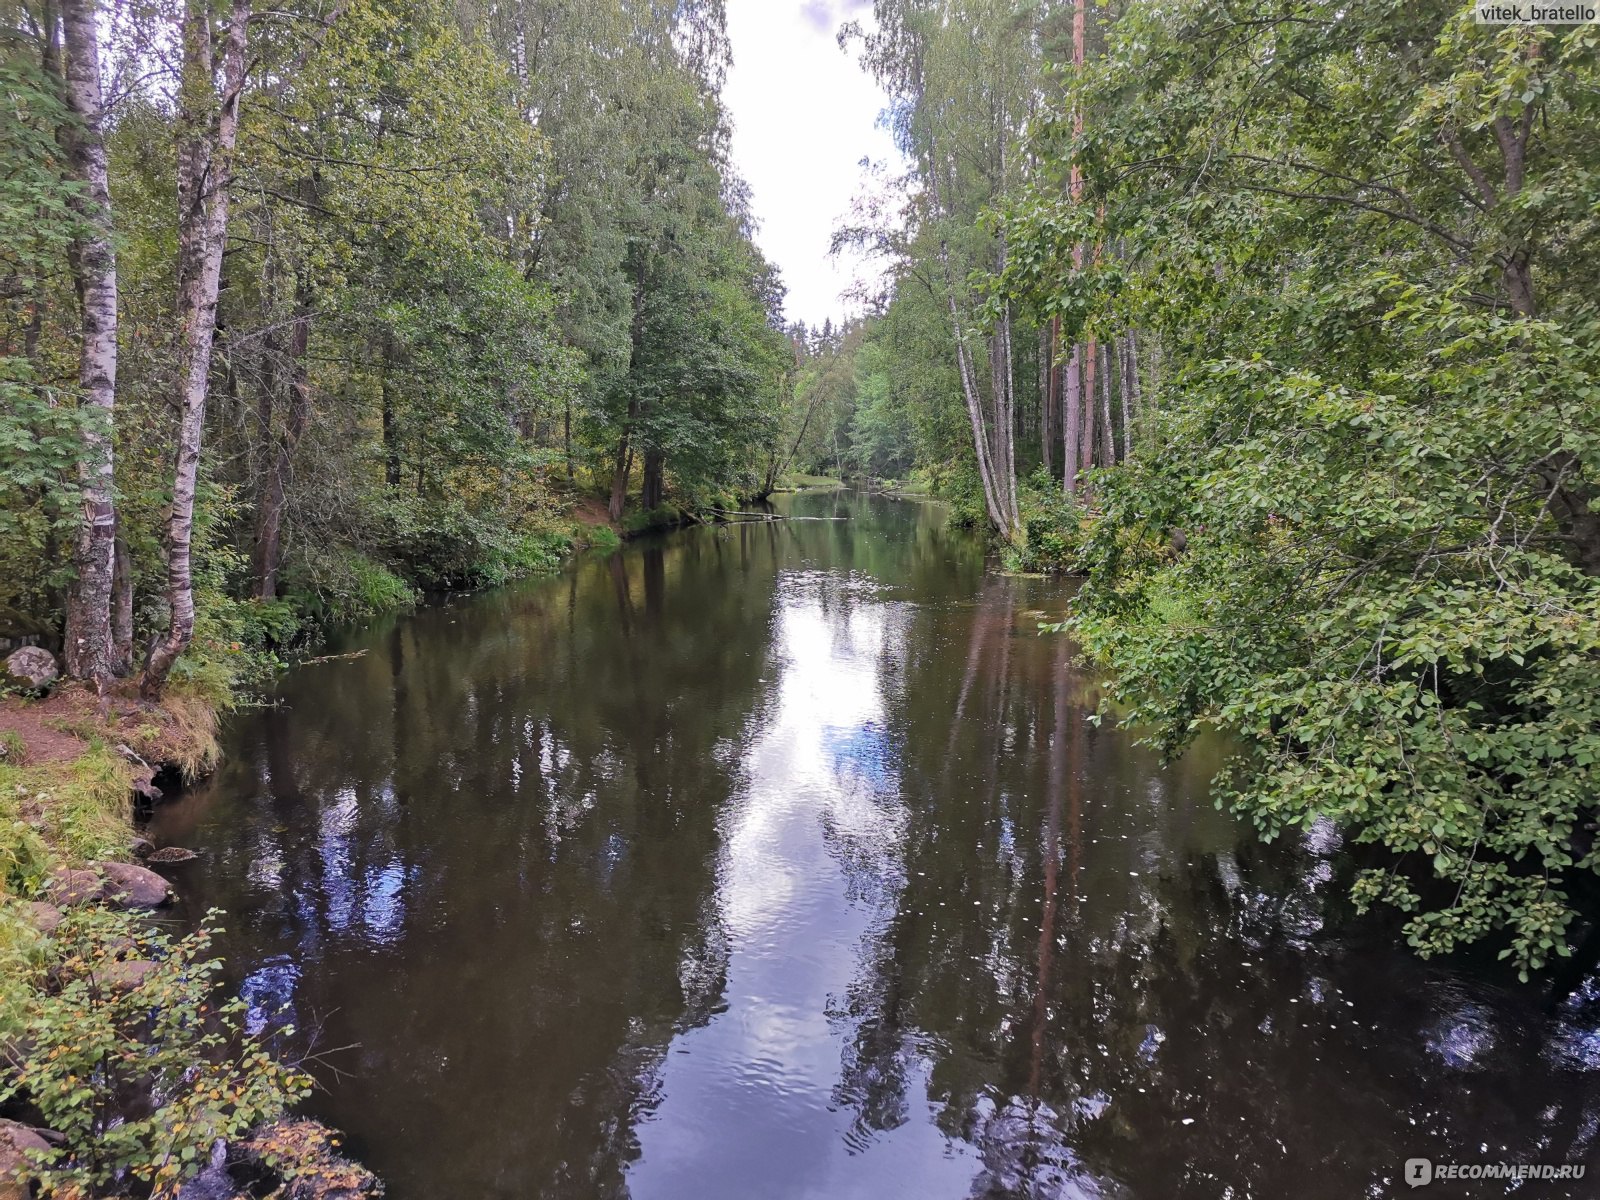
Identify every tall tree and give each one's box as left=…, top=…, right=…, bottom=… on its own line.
left=57, top=0, right=121, bottom=683
left=142, top=0, right=251, bottom=697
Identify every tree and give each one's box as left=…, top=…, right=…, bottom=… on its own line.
left=142, top=0, right=251, bottom=698
left=1008, top=0, right=1600, bottom=976
left=57, top=0, right=122, bottom=684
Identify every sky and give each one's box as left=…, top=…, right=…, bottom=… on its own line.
left=722, top=0, right=900, bottom=330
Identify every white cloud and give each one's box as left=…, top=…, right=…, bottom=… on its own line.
left=723, top=0, right=901, bottom=328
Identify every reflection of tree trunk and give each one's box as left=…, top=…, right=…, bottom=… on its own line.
left=940, top=591, right=995, bottom=781
left=642, top=545, right=664, bottom=620
left=608, top=553, right=634, bottom=634
left=1030, top=639, right=1070, bottom=1100
left=253, top=274, right=312, bottom=600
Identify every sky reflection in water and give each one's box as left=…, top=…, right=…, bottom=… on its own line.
left=151, top=492, right=1600, bottom=1200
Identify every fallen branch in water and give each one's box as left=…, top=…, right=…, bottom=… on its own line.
left=299, top=649, right=369, bottom=665
left=708, top=508, right=850, bottom=522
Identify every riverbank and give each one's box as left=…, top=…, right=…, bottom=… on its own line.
left=0, top=682, right=380, bottom=1198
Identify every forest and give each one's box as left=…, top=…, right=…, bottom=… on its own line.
left=5, top=0, right=1599, bottom=986
left=2, top=0, right=1599, bottom=1193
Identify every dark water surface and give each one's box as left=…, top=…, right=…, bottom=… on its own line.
left=150, top=491, right=1600, bottom=1199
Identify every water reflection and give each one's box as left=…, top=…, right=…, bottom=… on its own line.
left=151, top=492, right=1600, bottom=1199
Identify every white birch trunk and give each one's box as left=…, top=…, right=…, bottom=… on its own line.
left=59, top=0, right=119, bottom=686
left=143, top=0, right=251, bottom=697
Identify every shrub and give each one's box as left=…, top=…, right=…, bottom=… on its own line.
left=2, top=910, right=310, bottom=1197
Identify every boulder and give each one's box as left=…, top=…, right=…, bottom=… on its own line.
left=24, top=901, right=62, bottom=936
left=91, top=959, right=158, bottom=992
left=239, top=1121, right=383, bottom=1200
left=145, top=845, right=199, bottom=864
left=92, top=861, right=173, bottom=909
left=44, top=865, right=109, bottom=907
left=0, top=1120, right=53, bottom=1200
left=2, top=646, right=58, bottom=693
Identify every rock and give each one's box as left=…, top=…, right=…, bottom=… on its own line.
left=24, top=901, right=62, bottom=936
left=129, top=836, right=155, bottom=858
left=177, top=1140, right=242, bottom=1200
left=0, top=1120, right=53, bottom=1200
left=90, top=959, right=158, bottom=992
left=44, top=865, right=109, bottom=907
left=2, top=646, right=58, bottom=693
left=92, top=861, right=173, bottom=909
left=239, top=1121, right=383, bottom=1200
left=145, top=845, right=199, bottom=864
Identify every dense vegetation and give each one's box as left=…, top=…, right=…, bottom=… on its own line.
left=813, top=0, right=1600, bottom=980
left=5, top=0, right=1597, bottom=1012
left=2, top=0, right=793, bottom=703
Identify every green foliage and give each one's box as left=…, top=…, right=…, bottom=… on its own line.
left=1007, top=468, right=1087, bottom=574
left=2, top=910, right=310, bottom=1196
left=1006, top=0, right=1600, bottom=975
left=283, top=547, right=417, bottom=626
left=579, top=523, right=623, bottom=554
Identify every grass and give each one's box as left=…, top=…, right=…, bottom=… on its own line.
left=0, top=745, right=132, bottom=897
left=0, top=743, right=134, bottom=1038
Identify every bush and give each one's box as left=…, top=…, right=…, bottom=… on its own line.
left=1008, top=468, right=1088, bottom=574
left=1071, top=305, right=1600, bottom=979
left=2, top=909, right=310, bottom=1197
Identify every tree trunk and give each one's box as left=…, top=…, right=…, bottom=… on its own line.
left=563, top=395, right=573, bottom=481
left=1063, top=343, right=1083, bottom=498
left=926, top=130, right=1013, bottom=540
left=608, top=436, right=632, bottom=523
left=1079, top=336, right=1098, bottom=482
left=1122, top=331, right=1140, bottom=460
left=59, top=0, right=119, bottom=686
left=110, top=530, right=133, bottom=674
left=641, top=448, right=664, bottom=511
left=1037, top=326, right=1050, bottom=477
left=380, top=333, right=401, bottom=487
left=253, top=278, right=312, bottom=600
left=142, top=0, right=250, bottom=698
left=1099, top=339, right=1115, bottom=466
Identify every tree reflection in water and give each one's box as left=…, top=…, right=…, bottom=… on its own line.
left=151, top=492, right=1600, bottom=1200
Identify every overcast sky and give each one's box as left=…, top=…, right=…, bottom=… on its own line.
left=723, top=0, right=899, bottom=330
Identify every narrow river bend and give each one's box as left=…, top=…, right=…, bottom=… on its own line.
left=150, top=491, right=1600, bottom=1199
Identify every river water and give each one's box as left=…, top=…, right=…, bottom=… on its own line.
left=149, top=491, right=1600, bottom=1199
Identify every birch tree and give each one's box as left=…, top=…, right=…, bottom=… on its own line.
left=57, top=0, right=121, bottom=683
left=142, top=0, right=250, bottom=697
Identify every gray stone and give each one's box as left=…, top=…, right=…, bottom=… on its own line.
left=92, top=860, right=174, bottom=909
left=0, top=1120, right=53, bottom=1200
left=146, top=845, right=199, bottom=864
left=44, top=865, right=109, bottom=907
left=24, top=901, right=62, bottom=936
left=3, top=646, right=58, bottom=692
left=91, top=959, right=158, bottom=992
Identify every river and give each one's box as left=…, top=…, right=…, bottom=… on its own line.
left=148, top=490, right=1600, bottom=1199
